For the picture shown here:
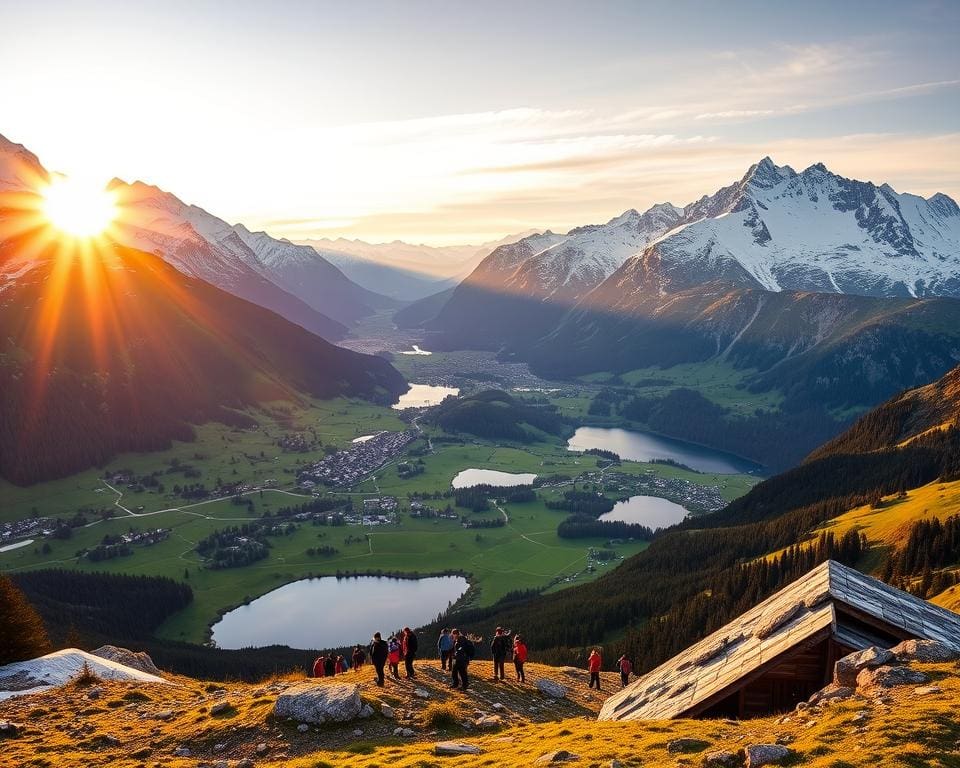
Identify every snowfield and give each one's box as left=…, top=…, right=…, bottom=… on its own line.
left=0, top=648, right=169, bottom=701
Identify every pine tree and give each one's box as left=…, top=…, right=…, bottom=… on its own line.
left=0, top=574, right=50, bottom=664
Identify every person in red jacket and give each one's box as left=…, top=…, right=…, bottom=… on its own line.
left=512, top=634, right=528, bottom=683
left=388, top=636, right=402, bottom=679
left=587, top=648, right=602, bottom=690
left=312, top=655, right=326, bottom=678
left=335, top=655, right=346, bottom=675
left=617, top=654, right=632, bottom=688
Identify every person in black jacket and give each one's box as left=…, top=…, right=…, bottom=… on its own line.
left=490, top=626, right=511, bottom=681
left=323, top=655, right=336, bottom=677
left=450, top=628, right=474, bottom=690
left=402, top=626, right=419, bottom=678
left=369, top=632, right=388, bottom=686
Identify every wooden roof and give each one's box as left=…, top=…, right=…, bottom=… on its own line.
left=598, top=560, right=960, bottom=721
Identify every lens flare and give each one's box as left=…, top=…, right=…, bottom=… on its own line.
left=42, top=176, right=117, bottom=237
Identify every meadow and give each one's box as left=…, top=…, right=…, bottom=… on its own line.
left=1, top=392, right=757, bottom=645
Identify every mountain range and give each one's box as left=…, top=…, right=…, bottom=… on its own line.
left=411, top=158, right=960, bottom=413
left=0, top=135, right=407, bottom=485
left=299, top=233, right=534, bottom=301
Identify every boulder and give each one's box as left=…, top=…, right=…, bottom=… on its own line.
left=210, top=701, right=232, bottom=716
left=435, top=741, right=483, bottom=756
left=856, top=665, right=929, bottom=690
left=890, top=639, right=960, bottom=663
left=274, top=682, right=363, bottom=724
left=536, top=679, right=567, bottom=699
left=703, top=751, right=739, bottom=768
left=834, top=646, right=894, bottom=687
left=0, top=721, right=23, bottom=739
left=476, top=715, right=502, bottom=728
left=414, top=688, right=431, bottom=699
left=381, top=704, right=396, bottom=719
left=667, top=737, right=710, bottom=753
left=807, top=684, right=854, bottom=706
left=742, top=744, right=791, bottom=767
left=91, top=645, right=162, bottom=677
left=913, top=685, right=943, bottom=696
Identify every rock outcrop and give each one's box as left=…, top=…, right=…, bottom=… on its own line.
left=91, top=646, right=162, bottom=677
left=833, top=646, right=894, bottom=686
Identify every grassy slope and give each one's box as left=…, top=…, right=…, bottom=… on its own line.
left=2, top=659, right=958, bottom=768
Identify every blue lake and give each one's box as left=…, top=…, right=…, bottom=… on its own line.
left=567, top=426, right=762, bottom=475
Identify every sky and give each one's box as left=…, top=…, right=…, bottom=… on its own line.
left=1, top=0, right=958, bottom=245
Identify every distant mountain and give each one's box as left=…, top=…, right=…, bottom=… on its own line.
left=109, top=180, right=391, bottom=332
left=0, top=217, right=406, bottom=485
left=625, top=157, right=960, bottom=298
left=424, top=159, right=960, bottom=349
left=106, top=181, right=348, bottom=340
left=422, top=206, right=687, bottom=347
left=299, top=232, right=535, bottom=301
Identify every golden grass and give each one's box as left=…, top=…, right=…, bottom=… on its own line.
left=2, top=659, right=959, bottom=768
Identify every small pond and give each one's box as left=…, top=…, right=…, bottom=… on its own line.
left=210, top=575, right=468, bottom=650
left=451, top=469, right=538, bottom=489
left=392, top=384, right=459, bottom=409
left=599, top=495, right=689, bottom=530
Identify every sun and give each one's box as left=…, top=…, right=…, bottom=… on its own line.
left=42, top=176, right=117, bottom=238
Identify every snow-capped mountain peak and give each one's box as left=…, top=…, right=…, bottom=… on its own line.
left=623, top=158, right=960, bottom=298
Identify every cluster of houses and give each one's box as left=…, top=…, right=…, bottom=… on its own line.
left=409, top=499, right=460, bottom=520
left=582, top=470, right=727, bottom=514
left=0, top=517, right=55, bottom=545
left=299, top=430, right=416, bottom=488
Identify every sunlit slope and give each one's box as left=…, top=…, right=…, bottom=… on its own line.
left=0, top=230, right=406, bottom=485
left=2, top=659, right=959, bottom=768
left=818, top=479, right=960, bottom=546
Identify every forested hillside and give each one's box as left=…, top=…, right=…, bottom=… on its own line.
left=0, top=227, right=406, bottom=485
left=427, top=368, right=960, bottom=672
left=427, top=390, right=567, bottom=442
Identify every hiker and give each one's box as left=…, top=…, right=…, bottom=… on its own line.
left=617, top=654, right=632, bottom=688
left=335, top=655, right=346, bottom=675
left=388, top=635, right=402, bottom=678
left=402, top=626, right=419, bottom=678
left=352, top=645, right=366, bottom=672
left=588, top=648, right=602, bottom=690
left=512, top=634, right=528, bottom=683
left=312, top=654, right=326, bottom=678
left=370, top=632, right=388, bottom=686
left=437, top=627, right=454, bottom=670
left=490, top=626, right=511, bottom=681
left=324, top=654, right=336, bottom=677
left=450, top=628, right=475, bottom=690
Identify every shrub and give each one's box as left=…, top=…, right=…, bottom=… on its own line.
left=422, top=701, right=460, bottom=729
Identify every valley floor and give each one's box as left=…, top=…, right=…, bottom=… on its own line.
left=2, top=659, right=958, bottom=767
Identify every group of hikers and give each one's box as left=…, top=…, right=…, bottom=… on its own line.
left=311, top=626, right=636, bottom=693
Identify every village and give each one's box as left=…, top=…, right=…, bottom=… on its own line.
left=0, top=517, right=56, bottom=545
left=298, top=430, right=417, bottom=489
left=580, top=469, right=727, bottom=515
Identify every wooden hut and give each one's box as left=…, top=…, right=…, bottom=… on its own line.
left=599, top=560, right=960, bottom=721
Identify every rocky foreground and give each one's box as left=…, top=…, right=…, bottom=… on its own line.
left=1, top=651, right=959, bottom=768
